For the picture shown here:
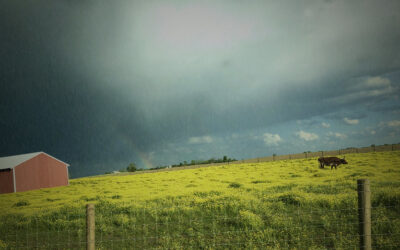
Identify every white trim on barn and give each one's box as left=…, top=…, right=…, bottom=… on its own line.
left=13, top=168, right=16, bottom=193
left=66, top=166, right=69, bottom=186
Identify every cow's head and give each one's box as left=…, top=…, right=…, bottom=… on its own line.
left=341, top=158, right=348, bottom=164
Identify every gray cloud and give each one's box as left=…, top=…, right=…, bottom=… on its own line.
left=344, top=118, right=359, bottom=125
left=322, top=122, right=330, bottom=128
left=327, top=132, right=347, bottom=139
left=296, top=131, right=319, bottom=141
left=388, top=120, right=400, bottom=127
left=263, top=133, right=282, bottom=146
left=188, top=136, right=213, bottom=144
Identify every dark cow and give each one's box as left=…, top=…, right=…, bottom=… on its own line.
left=318, top=156, right=348, bottom=170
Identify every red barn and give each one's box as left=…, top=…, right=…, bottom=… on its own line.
left=0, top=152, right=69, bottom=194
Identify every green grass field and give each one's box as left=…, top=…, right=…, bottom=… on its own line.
left=1, top=151, right=400, bottom=249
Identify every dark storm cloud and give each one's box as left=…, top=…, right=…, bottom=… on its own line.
left=1, top=0, right=400, bottom=176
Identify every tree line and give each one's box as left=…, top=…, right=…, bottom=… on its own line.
left=150, top=155, right=237, bottom=170
left=105, top=156, right=237, bottom=174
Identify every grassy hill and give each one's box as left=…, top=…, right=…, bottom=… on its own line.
left=1, top=151, right=400, bottom=249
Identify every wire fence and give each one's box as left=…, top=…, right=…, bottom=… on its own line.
left=1, top=179, right=399, bottom=249
left=230, top=143, right=400, bottom=165
left=121, top=143, right=400, bottom=175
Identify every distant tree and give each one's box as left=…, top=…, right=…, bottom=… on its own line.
left=184, top=161, right=188, bottom=165
left=191, top=160, right=196, bottom=165
left=126, top=163, right=137, bottom=172
left=223, top=156, right=228, bottom=162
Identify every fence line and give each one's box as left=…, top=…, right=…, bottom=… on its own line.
left=1, top=179, right=399, bottom=249
left=358, top=179, right=371, bottom=249
left=86, top=204, right=95, bottom=250
left=241, top=143, right=400, bottom=165
left=120, top=144, right=400, bottom=175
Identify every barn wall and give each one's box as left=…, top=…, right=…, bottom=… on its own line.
left=0, top=170, right=14, bottom=194
left=15, top=153, right=68, bottom=192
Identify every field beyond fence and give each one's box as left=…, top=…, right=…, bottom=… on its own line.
left=0, top=151, right=400, bottom=249
left=121, top=143, right=400, bottom=175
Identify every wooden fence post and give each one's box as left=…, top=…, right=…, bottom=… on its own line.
left=87, top=204, right=95, bottom=250
left=357, top=179, right=371, bottom=250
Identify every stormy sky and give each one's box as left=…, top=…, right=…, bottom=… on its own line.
left=1, top=0, right=400, bottom=177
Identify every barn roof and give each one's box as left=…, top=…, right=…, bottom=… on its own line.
left=0, top=152, right=69, bottom=170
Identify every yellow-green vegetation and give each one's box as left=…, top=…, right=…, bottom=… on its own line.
left=1, top=151, right=400, bottom=249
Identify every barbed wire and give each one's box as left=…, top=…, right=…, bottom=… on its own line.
left=2, top=212, right=399, bottom=249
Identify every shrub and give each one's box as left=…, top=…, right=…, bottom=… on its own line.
left=229, top=182, right=242, bottom=188
left=13, top=200, right=29, bottom=207
left=251, top=180, right=270, bottom=184
left=277, top=194, right=300, bottom=205
left=239, top=210, right=263, bottom=229
left=126, top=163, right=137, bottom=172
left=46, top=198, right=61, bottom=202
left=0, top=240, right=7, bottom=248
